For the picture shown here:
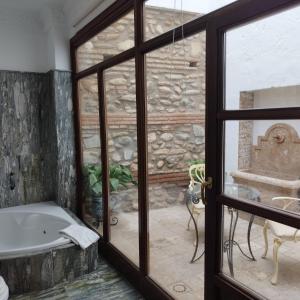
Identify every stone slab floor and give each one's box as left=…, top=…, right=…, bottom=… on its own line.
left=13, top=205, right=300, bottom=300
left=110, top=205, right=300, bottom=300
left=12, top=259, right=143, bottom=300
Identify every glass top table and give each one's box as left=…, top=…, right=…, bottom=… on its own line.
left=224, top=182, right=260, bottom=203
left=223, top=183, right=261, bottom=277
left=186, top=182, right=261, bottom=275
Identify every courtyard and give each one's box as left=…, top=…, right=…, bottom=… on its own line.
left=96, top=204, right=300, bottom=300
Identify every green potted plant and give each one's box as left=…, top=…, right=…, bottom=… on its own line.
left=83, top=164, right=103, bottom=226
left=84, top=164, right=137, bottom=226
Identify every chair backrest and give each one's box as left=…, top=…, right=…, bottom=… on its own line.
left=189, top=164, right=205, bottom=187
left=271, top=197, right=300, bottom=240
left=271, top=197, right=300, bottom=211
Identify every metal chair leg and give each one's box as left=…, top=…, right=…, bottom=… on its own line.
left=271, top=238, right=282, bottom=285
left=187, top=216, right=192, bottom=231
left=262, top=222, right=269, bottom=259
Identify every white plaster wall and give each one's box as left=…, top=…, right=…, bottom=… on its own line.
left=224, top=5, right=300, bottom=177
left=0, top=0, right=115, bottom=72
left=0, top=7, right=49, bottom=72
left=252, top=87, right=300, bottom=145
left=42, top=6, right=71, bottom=71
left=0, top=4, right=71, bottom=72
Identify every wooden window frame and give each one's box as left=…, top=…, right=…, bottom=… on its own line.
left=70, top=0, right=300, bottom=299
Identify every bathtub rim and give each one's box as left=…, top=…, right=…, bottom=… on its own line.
left=0, top=202, right=79, bottom=260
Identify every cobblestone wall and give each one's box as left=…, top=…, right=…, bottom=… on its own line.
left=78, top=7, right=206, bottom=176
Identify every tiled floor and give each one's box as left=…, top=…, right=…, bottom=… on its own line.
left=110, top=205, right=204, bottom=300
left=13, top=205, right=300, bottom=300
left=110, top=205, right=300, bottom=300
left=12, top=259, right=143, bottom=300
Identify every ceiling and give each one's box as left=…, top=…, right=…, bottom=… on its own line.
left=0, top=0, right=106, bottom=21
left=0, top=0, right=64, bottom=13
left=0, top=0, right=110, bottom=34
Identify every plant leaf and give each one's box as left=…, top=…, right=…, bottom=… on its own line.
left=92, top=182, right=102, bottom=195
left=110, top=178, right=119, bottom=192
left=89, top=174, right=98, bottom=186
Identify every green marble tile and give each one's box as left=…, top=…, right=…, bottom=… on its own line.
left=12, top=259, right=143, bottom=300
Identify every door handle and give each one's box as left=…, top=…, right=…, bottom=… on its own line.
left=201, top=177, right=213, bottom=205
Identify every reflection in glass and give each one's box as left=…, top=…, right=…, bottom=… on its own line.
left=105, top=59, right=139, bottom=266
left=78, top=74, right=103, bottom=235
left=222, top=206, right=300, bottom=299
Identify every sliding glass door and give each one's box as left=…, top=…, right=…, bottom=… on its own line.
left=71, top=0, right=300, bottom=299
left=146, top=32, right=206, bottom=299
left=206, top=0, right=300, bottom=299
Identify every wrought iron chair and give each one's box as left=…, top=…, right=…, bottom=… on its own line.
left=262, top=196, right=300, bottom=285
left=187, top=164, right=206, bottom=240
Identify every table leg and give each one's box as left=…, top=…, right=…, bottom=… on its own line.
left=247, top=214, right=256, bottom=261
left=186, top=199, right=205, bottom=263
left=224, top=209, right=256, bottom=278
left=227, top=208, right=238, bottom=277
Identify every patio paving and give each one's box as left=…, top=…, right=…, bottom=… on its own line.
left=110, top=205, right=300, bottom=300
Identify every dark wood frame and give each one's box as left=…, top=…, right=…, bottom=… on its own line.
left=207, top=0, right=300, bottom=299
left=70, top=0, right=300, bottom=299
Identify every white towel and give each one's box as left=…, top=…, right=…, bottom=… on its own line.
left=59, top=224, right=100, bottom=250
left=0, top=276, right=9, bottom=300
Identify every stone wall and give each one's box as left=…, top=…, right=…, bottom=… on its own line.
left=77, top=7, right=201, bottom=71
left=147, top=124, right=205, bottom=173
left=114, top=183, right=186, bottom=212
left=0, top=71, right=49, bottom=208
left=238, top=92, right=254, bottom=169
left=78, top=7, right=206, bottom=178
left=144, top=6, right=201, bottom=40
left=0, top=70, right=76, bottom=211
left=51, top=71, right=77, bottom=211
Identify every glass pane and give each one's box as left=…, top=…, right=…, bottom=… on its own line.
left=221, top=206, right=300, bottom=299
left=76, top=10, right=135, bottom=72
left=147, top=32, right=206, bottom=299
left=105, top=59, right=139, bottom=266
left=224, top=120, right=300, bottom=214
left=78, top=74, right=103, bottom=235
left=225, top=5, right=300, bottom=110
left=145, top=0, right=237, bottom=40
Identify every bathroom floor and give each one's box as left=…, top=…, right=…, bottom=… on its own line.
left=12, top=258, right=143, bottom=300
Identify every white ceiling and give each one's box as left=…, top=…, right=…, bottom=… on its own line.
left=0, top=0, right=107, bottom=23
left=0, top=0, right=110, bottom=35
left=0, top=0, right=64, bottom=13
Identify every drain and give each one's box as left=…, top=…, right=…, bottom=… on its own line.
left=173, top=283, right=187, bottom=293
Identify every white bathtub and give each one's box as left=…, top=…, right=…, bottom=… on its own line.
left=0, top=202, right=76, bottom=258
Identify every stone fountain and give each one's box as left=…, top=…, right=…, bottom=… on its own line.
left=231, top=123, right=300, bottom=205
